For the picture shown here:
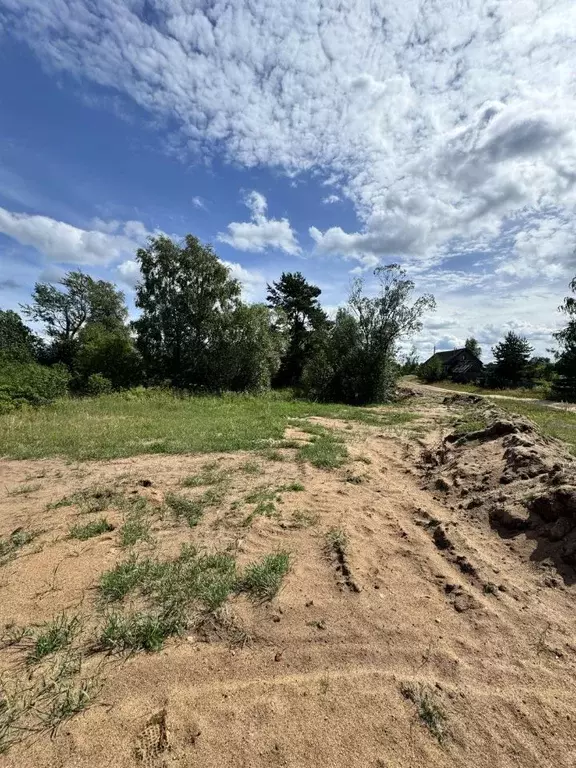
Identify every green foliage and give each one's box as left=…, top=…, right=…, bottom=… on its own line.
left=491, top=331, right=534, bottom=387
left=399, top=345, right=420, bottom=374
left=98, top=611, right=179, bottom=653
left=400, top=682, right=448, bottom=743
left=0, top=529, right=39, bottom=566
left=165, top=493, right=205, bottom=527
left=119, top=514, right=151, bottom=547
left=0, top=360, right=70, bottom=413
left=302, top=265, right=435, bottom=404
left=27, top=615, right=80, bottom=664
left=75, top=323, right=141, bottom=391
left=240, top=551, right=290, bottom=600
left=69, top=518, right=114, bottom=540
left=464, top=337, right=482, bottom=358
left=297, top=430, right=348, bottom=469
left=418, top=354, right=444, bottom=383
left=0, top=309, right=42, bottom=362
left=552, top=277, right=576, bottom=402
left=267, top=271, right=327, bottom=387
left=84, top=373, right=113, bottom=395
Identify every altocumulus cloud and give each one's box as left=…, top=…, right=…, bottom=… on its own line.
left=218, top=191, right=300, bottom=255
left=3, top=0, right=576, bottom=278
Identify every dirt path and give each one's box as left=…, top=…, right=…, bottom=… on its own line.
left=1, top=409, right=575, bottom=767
left=408, top=380, right=576, bottom=412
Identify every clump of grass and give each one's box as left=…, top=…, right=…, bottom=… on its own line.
left=99, top=556, right=145, bottom=602
left=326, top=527, right=347, bottom=553
left=400, top=682, right=448, bottom=743
left=27, top=614, right=81, bottom=664
left=280, top=482, right=305, bottom=492
left=290, top=510, right=319, bottom=528
left=297, top=431, right=348, bottom=469
left=259, top=447, right=285, bottom=461
left=165, top=493, right=204, bottom=527
left=277, top=439, right=301, bottom=449
left=36, top=674, right=101, bottom=730
left=50, top=486, right=123, bottom=514
left=240, top=460, right=263, bottom=475
left=119, top=515, right=151, bottom=547
left=98, top=611, right=179, bottom=653
left=69, top=518, right=114, bottom=541
left=240, top=552, right=290, bottom=601
left=182, top=466, right=226, bottom=488
left=7, top=482, right=42, bottom=497
left=0, top=529, right=40, bottom=566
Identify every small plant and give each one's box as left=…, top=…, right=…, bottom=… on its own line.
left=400, top=682, right=448, bottom=743
left=326, top=528, right=347, bottom=553
left=165, top=493, right=204, bottom=527
left=240, top=460, right=263, bottom=475
left=69, top=518, right=114, bottom=541
left=240, top=551, right=290, bottom=601
left=27, top=614, right=81, bottom=664
left=119, top=515, right=151, bottom=547
left=36, top=673, right=102, bottom=730
left=51, top=486, right=123, bottom=514
left=290, top=510, right=319, bottom=528
left=280, top=482, right=305, bottom=492
left=99, top=556, right=146, bottom=602
left=0, top=529, right=39, bottom=565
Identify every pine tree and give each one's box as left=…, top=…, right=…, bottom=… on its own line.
left=491, top=331, right=534, bottom=387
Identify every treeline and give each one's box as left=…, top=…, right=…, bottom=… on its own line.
left=415, top=277, right=576, bottom=402
left=0, top=234, right=434, bottom=412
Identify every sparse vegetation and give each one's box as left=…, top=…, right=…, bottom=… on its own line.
left=27, top=614, right=81, bottom=664
left=119, top=515, right=151, bottom=547
left=0, top=529, right=39, bottom=565
left=497, top=400, right=576, bottom=454
left=400, top=681, right=448, bottom=743
left=326, top=527, right=347, bottom=553
left=165, top=493, right=204, bottom=527
left=298, top=430, right=348, bottom=469
left=69, top=518, right=114, bottom=540
left=7, top=482, right=42, bottom=496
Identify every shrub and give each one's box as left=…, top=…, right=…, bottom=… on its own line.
left=85, top=373, right=113, bottom=396
left=0, top=360, right=69, bottom=412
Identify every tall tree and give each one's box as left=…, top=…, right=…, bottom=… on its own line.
left=0, top=309, right=42, bottom=362
left=464, top=337, right=482, bottom=358
left=134, top=234, right=242, bottom=388
left=302, top=265, right=435, bottom=404
left=492, top=331, right=534, bottom=386
left=551, top=277, right=576, bottom=402
left=267, top=272, right=328, bottom=387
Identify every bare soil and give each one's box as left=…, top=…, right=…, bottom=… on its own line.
left=1, top=403, right=576, bottom=767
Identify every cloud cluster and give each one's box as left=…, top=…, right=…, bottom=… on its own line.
left=218, top=191, right=300, bottom=255
left=0, top=206, right=150, bottom=266
left=3, top=0, right=576, bottom=277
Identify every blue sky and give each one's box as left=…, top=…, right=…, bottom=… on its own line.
left=1, top=0, right=576, bottom=361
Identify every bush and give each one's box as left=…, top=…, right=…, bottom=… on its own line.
left=85, top=373, right=113, bottom=396
left=0, top=359, right=69, bottom=412
left=418, top=356, right=444, bottom=383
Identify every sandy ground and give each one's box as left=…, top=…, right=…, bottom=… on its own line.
left=1, top=404, right=576, bottom=767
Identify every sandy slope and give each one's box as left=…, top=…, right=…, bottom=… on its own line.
left=1, top=405, right=575, bottom=767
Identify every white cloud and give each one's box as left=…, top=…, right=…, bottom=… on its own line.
left=117, top=259, right=141, bottom=287
left=221, top=260, right=267, bottom=301
left=322, top=195, right=340, bottom=205
left=0, top=206, right=150, bottom=265
left=192, top=196, right=206, bottom=210
left=218, top=191, right=300, bottom=255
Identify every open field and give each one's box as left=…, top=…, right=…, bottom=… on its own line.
left=416, top=378, right=550, bottom=400
left=1, top=390, right=576, bottom=767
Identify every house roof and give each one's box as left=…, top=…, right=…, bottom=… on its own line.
left=423, top=348, right=483, bottom=367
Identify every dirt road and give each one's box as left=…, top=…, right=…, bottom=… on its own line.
left=1, top=404, right=575, bottom=767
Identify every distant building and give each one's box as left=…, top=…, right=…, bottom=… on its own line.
left=422, top=348, right=483, bottom=383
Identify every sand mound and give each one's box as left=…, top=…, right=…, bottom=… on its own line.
left=423, top=404, right=576, bottom=582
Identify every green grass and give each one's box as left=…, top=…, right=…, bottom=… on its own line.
left=27, top=614, right=81, bottom=664
left=69, top=517, right=114, bottom=541
left=326, top=527, right=348, bottom=553
left=400, top=682, right=448, bottom=743
left=0, top=389, right=412, bottom=460
left=119, top=515, right=151, bottom=547
left=50, top=486, right=123, bottom=513
left=7, top=482, right=42, bottom=496
left=426, top=379, right=548, bottom=400
left=239, top=460, right=264, bottom=475
left=240, top=551, right=290, bottom=601
left=497, top=400, right=576, bottom=454
left=182, top=466, right=227, bottom=487
left=0, top=529, right=40, bottom=566
left=297, top=430, right=349, bottom=469
left=98, top=611, right=180, bottom=653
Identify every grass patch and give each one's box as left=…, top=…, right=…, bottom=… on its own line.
left=259, top=447, right=285, bottom=461
left=98, top=611, right=180, bottom=653
left=165, top=493, right=204, bottom=527
left=450, top=408, right=489, bottom=437
left=7, top=482, right=42, bottom=496
left=119, top=515, right=151, bottom=547
left=400, top=682, right=448, bottom=743
left=290, top=510, right=319, bottom=528
left=426, top=379, right=548, bottom=400
left=240, top=551, right=290, bottom=601
left=498, top=400, right=576, bottom=454
left=50, top=486, right=123, bottom=514
left=0, top=529, right=39, bottom=566
left=326, top=527, right=347, bottom=553
left=27, top=614, right=81, bottom=664
left=281, top=481, right=305, bottom=492
left=239, top=460, right=263, bottom=475
left=0, top=389, right=413, bottom=461
left=69, top=517, right=114, bottom=541
left=297, top=430, right=348, bottom=469
left=182, top=465, right=227, bottom=488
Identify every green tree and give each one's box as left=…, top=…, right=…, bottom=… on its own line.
left=22, top=272, right=127, bottom=368
left=75, top=323, right=142, bottom=391
left=0, top=309, right=42, bottom=362
left=267, top=272, right=328, bottom=387
left=302, top=265, right=435, bottom=404
left=551, top=277, right=576, bottom=402
left=491, top=331, right=534, bottom=387
left=418, top=354, right=444, bottom=383
left=399, top=345, right=420, bottom=375
left=464, top=337, right=482, bottom=359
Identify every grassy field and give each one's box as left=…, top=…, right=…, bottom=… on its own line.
left=0, top=389, right=416, bottom=460
left=497, top=399, right=576, bottom=454
left=424, top=379, right=549, bottom=400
